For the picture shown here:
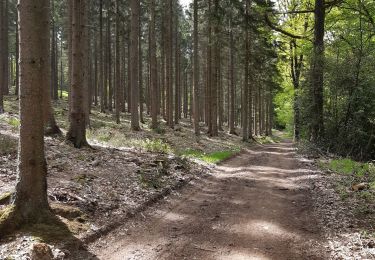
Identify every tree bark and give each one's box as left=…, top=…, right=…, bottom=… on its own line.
left=66, top=0, right=89, bottom=148
left=192, top=0, right=200, bottom=135
left=229, top=21, right=236, bottom=134
left=150, top=0, right=158, bottom=129
left=0, top=1, right=4, bottom=113
left=166, top=0, right=174, bottom=128
left=13, top=0, right=51, bottom=222
left=115, top=0, right=122, bottom=124
left=99, top=0, right=104, bottom=112
left=130, top=0, right=140, bottom=130
left=242, top=0, right=250, bottom=141
left=310, top=0, right=325, bottom=142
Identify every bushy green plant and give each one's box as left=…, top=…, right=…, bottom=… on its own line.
left=143, top=139, right=171, bottom=154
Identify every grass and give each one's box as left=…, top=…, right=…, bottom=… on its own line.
left=319, top=158, right=375, bottom=202
left=180, top=148, right=240, bottom=164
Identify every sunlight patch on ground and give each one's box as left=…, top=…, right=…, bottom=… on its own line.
left=159, top=211, right=188, bottom=222
left=218, top=251, right=271, bottom=260
left=231, top=220, right=300, bottom=239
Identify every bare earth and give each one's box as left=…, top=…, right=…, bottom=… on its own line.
left=87, top=140, right=327, bottom=260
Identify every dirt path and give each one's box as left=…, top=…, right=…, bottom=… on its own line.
left=87, top=140, right=327, bottom=260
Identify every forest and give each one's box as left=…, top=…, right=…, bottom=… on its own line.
left=0, top=0, right=374, bottom=259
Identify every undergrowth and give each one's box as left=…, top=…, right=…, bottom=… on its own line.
left=319, top=158, right=375, bottom=214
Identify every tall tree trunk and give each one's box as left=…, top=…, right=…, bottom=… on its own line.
left=107, top=3, right=112, bottom=112
left=66, top=0, right=89, bottom=148
left=229, top=21, right=236, bottom=134
left=166, top=0, right=174, bottom=128
left=206, top=0, right=212, bottom=133
left=2, top=0, right=9, bottom=95
left=51, top=0, right=58, bottom=100
left=94, top=30, right=98, bottom=106
left=174, top=6, right=180, bottom=125
left=210, top=0, right=219, bottom=137
left=115, top=0, right=122, bottom=124
left=59, top=36, right=63, bottom=99
left=310, top=0, right=325, bottom=143
left=150, top=0, right=158, bottom=129
left=192, top=0, right=200, bottom=135
left=11, top=0, right=51, bottom=225
left=15, top=18, right=19, bottom=97
left=130, top=0, right=140, bottom=130
left=0, top=1, right=4, bottom=113
left=99, top=0, right=104, bottom=112
left=242, top=0, right=250, bottom=141
left=139, top=10, right=144, bottom=124
left=290, top=40, right=303, bottom=141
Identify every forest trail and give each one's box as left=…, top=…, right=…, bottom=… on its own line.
left=88, top=140, right=327, bottom=260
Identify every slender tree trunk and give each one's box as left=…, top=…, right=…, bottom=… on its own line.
left=127, top=27, right=131, bottom=113
left=130, top=0, right=140, bottom=130
left=229, top=23, right=236, bottom=134
left=150, top=0, right=158, bottom=129
left=15, top=19, right=19, bottom=97
left=0, top=1, right=4, bottom=113
left=166, top=0, right=174, bottom=128
left=59, top=36, right=63, bottom=98
left=192, top=0, right=200, bottom=135
left=66, top=0, right=89, bottom=148
left=115, top=0, right=122, bottom=124
left=2, top=0, right=9, bottom=95
left=94, top=30, right=98, bottom=106
left=51, top=0, right=58, bottom=100
left=210, top=0, right=219, bottom=137
left=107, top=3, right=112, bottom=112
left=242, top=0, right=250, bottom=141
left=174, top=7, right=180, bottom=125
left=99, top=0, right=104, bottom=112
left=139, top=10, right=144, bottom=124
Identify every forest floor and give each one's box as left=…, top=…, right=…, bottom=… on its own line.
left=1, top=96, right=375, bottom=259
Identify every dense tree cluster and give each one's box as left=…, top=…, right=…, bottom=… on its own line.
left=0, top=0, right=277, bottom=143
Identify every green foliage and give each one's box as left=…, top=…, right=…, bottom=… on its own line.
left=180, top=148, right=240, bottom=164
left=152, top=126, right=166, bottom=135
left=143, top=139, right=172, bottom=154
left=320, top=159, right=375, bottom=205
left=328, top=159, right=368, bottom=176
left=7, top=117, right=20, bottom=129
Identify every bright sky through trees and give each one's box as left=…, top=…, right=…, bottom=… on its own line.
left=179, top=0, right=192, bottom=8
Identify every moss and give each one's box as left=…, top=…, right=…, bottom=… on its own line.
left=20, top=209, right=88, bottom=242
left=50, top=203, right=85, bottom=220
left=0, top=205, right=21, bottom=235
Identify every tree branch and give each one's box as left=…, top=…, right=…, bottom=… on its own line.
left=264, top=14, right=304, bottom=39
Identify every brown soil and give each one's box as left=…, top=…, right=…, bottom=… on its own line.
left=86, top=140, right=327, bottom=260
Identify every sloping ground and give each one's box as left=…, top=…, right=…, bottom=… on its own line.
left=84, top=141, right=328, bottom=260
